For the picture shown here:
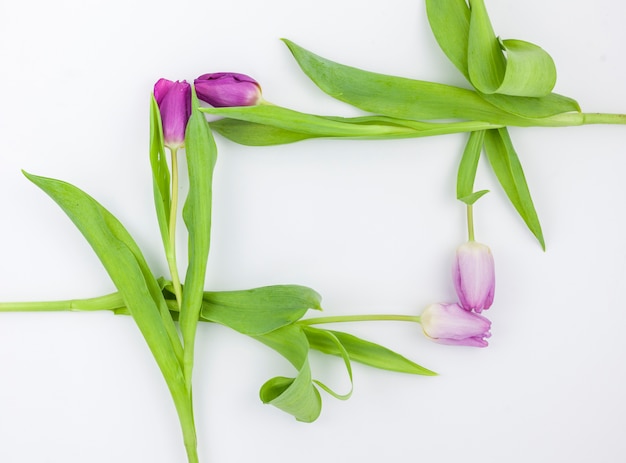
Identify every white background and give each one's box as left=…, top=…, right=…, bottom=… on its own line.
left=1, top=0, right=625, bottom=462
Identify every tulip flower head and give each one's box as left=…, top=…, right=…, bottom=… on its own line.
left=194, top=72, right=262, bottom=108
left=153, top=78, right=191, bottom=151
left=453, top=241, right=495, bottom=313
left=420, top=302, right=491, bottom=347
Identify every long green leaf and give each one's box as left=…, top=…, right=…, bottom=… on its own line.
left=282, top=39, right=525, bottom=125
left=457, top=130, right=486, bottom=202
left=425, top=0, right=471, bottom=79
left=23, top=172, right=197, bottom=455
left=149, top=95, right=172, bottom=253
left=302, top=326, right=437, bottom=376
left=179, top=88, right=218, bottom=383
left=204, top=104, right=504, bottom=145
left=483, top=128, right=545, bottom=249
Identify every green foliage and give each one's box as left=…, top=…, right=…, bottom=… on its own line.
left=201, top=285, right=322, bottom=335
left=303, top=326, right=437, bottom=376
left=483, top=128, right=545, bottom=249
left=179, top=88, right=219, bottom=382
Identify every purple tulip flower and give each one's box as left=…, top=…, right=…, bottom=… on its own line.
left=453, top=241, right=495, bottom=313
left=420, top=302, right=492, bottom=348
left=153, top=78, right=191, bottom=150
left=194, top=72, right=262, bottom=107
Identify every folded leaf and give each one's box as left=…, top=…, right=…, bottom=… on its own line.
left=302, top=326, right=437, bottom=376
left=254, top=324, right=322, bottom=422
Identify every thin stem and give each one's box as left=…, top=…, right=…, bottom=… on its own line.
left=299, top=314, right=421, bottom=326
left=167, top=147, right=183, bottom=309
left=0, top=292, right=125, bottom=312
left=467, top=204, right=475, bottom=241
left=531, top=111, right=626, bottom=127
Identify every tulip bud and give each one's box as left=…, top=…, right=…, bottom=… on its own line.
left=194, top=72, right=262, bottom=107
left=420, top=302, right=491, bottom=347
left=153, top=78, right=191, bottom=150
left=453, top=241, right=495, bottom=313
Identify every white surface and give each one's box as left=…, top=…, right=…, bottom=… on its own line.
left=1, top=0, right=626, bottom=462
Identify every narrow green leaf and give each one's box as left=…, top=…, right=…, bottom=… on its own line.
left=425, top=0, right=471, bottom=78
left=200, top=285, right=322, bottom=335
left=310, top=329, right=353, bottom=401
left=179, top=88, right=218, bottom=378
left=302, top=326, right=437, bottom=376
left=204, top=104, right=505, bottom=144
left=281, top=39, right=526, bottom=125
left=483, top=128, right=545, bottom=249
left=149, top=95, right=172, bottom=252
left=254, top=324, right=322, bottom=422
left=457, top=130, right=485, bottom=200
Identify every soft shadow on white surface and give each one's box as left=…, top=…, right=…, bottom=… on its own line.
left=1, top=1, right=625, bottom=462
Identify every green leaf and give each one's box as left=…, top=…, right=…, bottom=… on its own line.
left=203, top=104, right=504, bottom=145
left=24, top=172, right=183, bottom=363
left=457, top=130, right=486, bottom=200
left=201, top=285, right=322, bottom=335
left=468, top=0, right=556, bottom=97
left=254, top=324, right=322, bottom=422
left=281, top=39, right=526, bottom=125
left=478, top=91, right=580, bottom=119
left=149, top=95, right=172, bottom=254
left=483, top=128, right=545, bottom=249
left=302, top=326, right=437, bottom=376
left=458, top=189, right=490, bottom=206
left=179, top=88, right=218, bottom=378
left=211, top=118, right=316, bottom=146
left=425, top=0, right=471, bottom=79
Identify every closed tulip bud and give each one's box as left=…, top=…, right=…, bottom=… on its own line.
left=453, top=241, right=495, bottom=313
left=153, top=78, right=191, bottom=150
left=420, top=302, right=492, bottom=348
left=194, top=72, right=262, bottom=107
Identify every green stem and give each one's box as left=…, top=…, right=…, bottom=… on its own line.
left=0, top=292, right=125, bottom=312
left=532, top=111, right=626, bottom=127
left=167, top=147, right=183, bottom=309
left=299, top=314, right=421, bottom=325
left=467, top=204, right=475, bottom=241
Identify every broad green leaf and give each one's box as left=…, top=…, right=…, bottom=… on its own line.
left=203, top=104, right=504, bottom=144
left=149, top=95, right=172, bottom=254
left=457, top=130, right=485, bottom=200
left=468, top=0, right=556, bottom=97
left=282, top=39, right=526, bottom=125
left=24, top=172, right=183, bottom=364
left=200, top=285, right=322, bottom=335
left=254, top=324, right=322, bottom=422
left=179, top=88, right=218, bottom=379
left=302, top=326, right=437, bottom=376
left=21, top=173, right=199, bottom=440
left=425, top=0, right=471, bottom=78
left=483, top=128, right=545, bottom=249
